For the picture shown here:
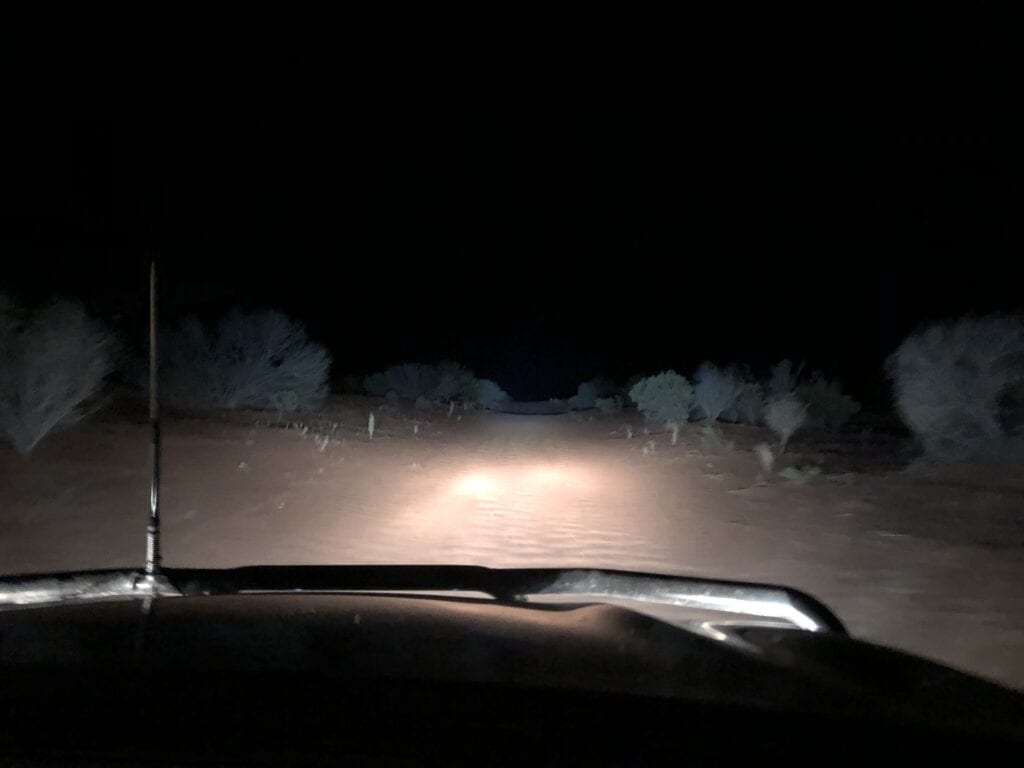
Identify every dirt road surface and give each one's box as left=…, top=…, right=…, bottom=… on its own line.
left=2, top=402, right=1023, bottom=689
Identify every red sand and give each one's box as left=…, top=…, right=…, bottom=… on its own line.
left=3, top=402, right=1022, bottom=689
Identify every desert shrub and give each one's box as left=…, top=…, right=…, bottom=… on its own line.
left=768, top=359, right=803, bottom=399
left=795, top=374, right=860, bottom=431
left=888, top=314, right=1024, bottom=460
left=363, top=361, right=504, bottom=406
left=463, top=378, right=510, bottom=409
left=723, top=380, right=765, bottom=425
left=590, top=377, right=619, bottom=397
left=430, top=361, right=476, bottom=402
left=595, top=395, right=623, bottom=414
left=271, top=390, right=299, bottom=412
left=778, top=465, right=821, bottom=484
left=765, top=395, right=807, bottom=453
left=0, top=299, right=117, bottom=453
left=163, top=309, right=330, bottom=411
left=628, top=371, right=694, bottom=424
left=568, top=377, right=618, bottom=410
left=692, top=362, right=741, bottom=421
left=363, top=363, right=439, bottom=401
left=700, top=424, right=731, bottom=450
left=568, top=381, right=597, bottom=410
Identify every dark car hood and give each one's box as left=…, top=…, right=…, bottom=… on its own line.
left=1, top=579, right=1021, bottom=735
left=3, top=567, right=1024, bottom=764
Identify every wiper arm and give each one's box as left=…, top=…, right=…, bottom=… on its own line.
left=0, top=565, right=845, bottom=634
left=0, top=571, right=179, bottom=606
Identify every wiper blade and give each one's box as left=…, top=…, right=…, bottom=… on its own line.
left=0, top=565, right=845, bottom=634
left=520, top=570, right=837, bottom=633
left=0, top=571, right=179, bottom=607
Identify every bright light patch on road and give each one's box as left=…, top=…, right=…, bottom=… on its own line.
left=453, top=473, right=500, bottom=497
left=526, top=466, right=564, bottom=484
left=393, top=460, right=611, bottom=542
left=450, top=463, right=597, bottom=501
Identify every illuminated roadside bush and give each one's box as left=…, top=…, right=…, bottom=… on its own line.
left=888, top=314, right=1024, bottom=460
left=765, top=395, right=807, bottom=454
left=163, top=309, right=330, bottom=411
left=628, top=371, right=693, bottom=424
left=692, top=362, right=741, bottom=422
left=0, top=299, right=117, bottom=453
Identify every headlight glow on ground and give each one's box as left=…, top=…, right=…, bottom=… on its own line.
left=450, top=463, right=595, bottom=501
left=453, top=473, right=500, bottom=497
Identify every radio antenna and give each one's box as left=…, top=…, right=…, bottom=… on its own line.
left=146, top=259, right=163, bottom=577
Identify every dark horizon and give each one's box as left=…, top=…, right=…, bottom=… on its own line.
left=3, top=72, right=1022, bottom=402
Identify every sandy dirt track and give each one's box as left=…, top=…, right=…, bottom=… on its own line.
left=2, top=400, right=1023, bottom=689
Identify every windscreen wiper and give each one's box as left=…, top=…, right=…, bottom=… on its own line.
left=0, top=565, right=845, bottom=634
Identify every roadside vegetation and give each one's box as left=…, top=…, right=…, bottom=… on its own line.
left=2, top=294, right=1022, bottom=471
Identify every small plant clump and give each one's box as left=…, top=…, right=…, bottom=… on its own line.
left=628, top=371, right=694, bottom=425
left=700, top=425, right=731, bottom=450
left=778, top=465, right=821, bottom=485
left=754, top=442, right=775, bottom=475
left=765, top=395, right=807, bottom=454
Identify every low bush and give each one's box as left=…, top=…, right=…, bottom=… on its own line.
left=768, top=359, right=803, bottom=399
left=595, top=395, right=623, bottom=414
left=765, top=395, right=807, bottom=454
left=363, top=363, right=439, bottom=401
left=568, top=381, right=598, bottom=410
left=568, top=377, right=618, bottom=410
left=723, top=380, right=765, bottom=425
left=795, top=374, right=860, bottom=431
left=0, top=299, right=117, bottom=453
left=628, top=371, right=693, bottom=424
left=463, top=378, right=511, bottom=409
left=163, top=309, right=330, bottom=411
left=888, top=314, right=1024, bottom=460
left=364, top=361, right=510, bottom=409
left=693, top=362, right=741, bottom=422
left=431, top=361, right=477, bottom=403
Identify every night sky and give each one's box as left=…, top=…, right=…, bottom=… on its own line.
left=3, top=55, right=1021, bottom=403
